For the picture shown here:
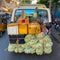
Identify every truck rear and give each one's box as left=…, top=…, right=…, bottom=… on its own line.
left=7, top=4, right=53, bottom=55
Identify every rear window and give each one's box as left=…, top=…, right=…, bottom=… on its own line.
left=14, top=9, right=48, bottom=23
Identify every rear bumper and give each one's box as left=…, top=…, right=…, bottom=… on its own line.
left=8, top=35, right=26, bottom=44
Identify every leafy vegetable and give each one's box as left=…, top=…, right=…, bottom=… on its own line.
left=14, top=48, right=18, bottom=53
left=32, top=43, right=43, bottom=49
left=44, top=47, right=52, bottom=54
left=24, top=35, right=36, bottom=42
left=36, top=48, right=43, bottom=55
left=36, top=32, right=45, bottom=39
left=24, top=47, right=35, bottom=54
left=8, top=44, right=16, bottom=52
left=8, top=32, right=53, bottom=55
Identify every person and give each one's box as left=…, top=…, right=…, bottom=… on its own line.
left=29, top=12, right=38, bottom=23
left=17, top=10, right=25, bottom=23
left=41, top=23, right=48, bottom=35
left=29, top=7, right=41, bottom=23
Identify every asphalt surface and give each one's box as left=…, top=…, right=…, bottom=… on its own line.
left=0, top=31, right=60, bottom=60
left=52, top=25, right=60, bottom=43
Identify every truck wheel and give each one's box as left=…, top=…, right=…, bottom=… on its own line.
left=0, top=32, right=2, bottom=37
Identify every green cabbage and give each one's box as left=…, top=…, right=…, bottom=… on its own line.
left=36, top=48, right=43, bottom=55
left=24, top=47, right=31, bottom=54
left=32, top=43, right=43, bottom=49
left=19, top=48, right=24, bottom=53
left=21, top=44, right=26, bottom=49
left=28, top=39, right=38, bottom=45
left=14, top=44, right=24, bottom=53
left=8, top=33, right=53, bottom=55
left=14, top=48, right=19, bottom=53
left=30, top=48, right=35, bottom=54
left=24, top=47, right=35, bottom=54
left=36, top=32, right=45, bottom=39
left=44, top=47, right=52, bottom=54
left=8, top=44, right=16, bottom=52
left=43, top=35, right=52, bottom=43
left=23, top=43, right=31, bottom=48
left=24, top=35, right=36, bottom=42
left=39, top=40, right=43, bottom=44
left=43, top=36, right=53, bottom=47
left=44, top=43, right=53, bottom=47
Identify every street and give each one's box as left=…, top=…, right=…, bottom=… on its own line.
left=0, top=31, right=60, bottom=60
left=0, top=0, right=60, bottom=60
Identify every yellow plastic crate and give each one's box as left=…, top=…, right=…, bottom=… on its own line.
left=18, top=24, right=27, bottom=34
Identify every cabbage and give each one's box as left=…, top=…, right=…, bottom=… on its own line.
left=21, top=44, right=27, bottom=49
left=24, top=47, right=31, bottom=54
left=36, top=48, right=43, bottom=55
left=24, top=47, right=35, bottom=54
left=8, top=33, right=53, bottom=55
left=24, top=48, right=31, bottom=54
left=32, top=43, right=43, bottom=49
left=19, top=48, right=23, bottom=53
left=43, top=35, right=52, bottom=43
left=44, top=47, right=52, bottom=54
left=43, top=36, right=53, bottom=47
left=14, top=44, right=19, bottom=53
left=44, top=43, right=53, bottom=47
left=36, top=32, right=45, bottom=39
left=43, top=35, right=53, bottom=49
left=30, top=48, right=35, bottom=54
left=8, top=44, right=16, bottom=52
left=23, top=43, right=35, bottom=54
left=39, top=40, right=43, bottom=44
left=14, top=48, right=19, bottom=53
left=24, top=35, right=36, bottom=42
left=43, top=39, right=51, bottom=44
left=23, top=43, right=31, bottom=53
left=23, top=43, right=31, bottom=48
left=28, top=39, right=38, bottom=45
left=18, top=45, right=24, bottom=53
left=21, top=44, right=29, bottom=53
left=14, top=44, right=24, bottom=53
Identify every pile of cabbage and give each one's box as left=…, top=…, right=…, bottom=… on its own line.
left=8, top=32, right=53, bottom=55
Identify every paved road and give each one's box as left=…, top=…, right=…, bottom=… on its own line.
left=0, top=31, right=60, bottom=60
